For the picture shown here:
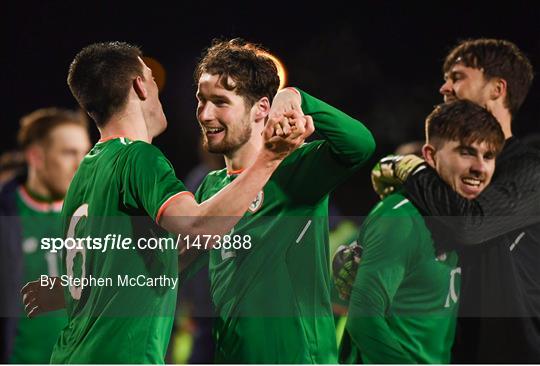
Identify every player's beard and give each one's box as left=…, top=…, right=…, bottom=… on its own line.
left=202, top=115, right=252, bottom=155
left=37, top=170, right=70, bottom=200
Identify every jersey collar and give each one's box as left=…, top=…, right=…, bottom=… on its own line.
left=18, top=185, right=63, bottom=212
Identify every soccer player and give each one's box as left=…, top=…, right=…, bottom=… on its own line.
left=192, top=39, right=375, bottom=363
left=0, top=108, right=90, bottom=363
left=339, top=100, right=505, bottom=364
left=372, top=39, right=540, bottom=363
left=21, top=41, right=309, bottom=364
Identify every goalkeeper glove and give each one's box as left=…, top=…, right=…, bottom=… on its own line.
left=371, top=154, right=426, bottom=199
left=332, top=241, right=362, bottom=301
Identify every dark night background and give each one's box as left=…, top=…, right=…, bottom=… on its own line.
left=2, top=0, right=540, bottom=215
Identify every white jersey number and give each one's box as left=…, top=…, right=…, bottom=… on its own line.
left=445, top=267, right=461, bottom=308
left=65, top=204, right=88, bottom=300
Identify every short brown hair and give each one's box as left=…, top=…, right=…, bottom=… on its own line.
left=17, top=107, right=88, bottom=148
left=67, top=42, right=143, bottom=126
left=194, top=38, right=280, bottom=106
left=443, top=38, right=534, bottom=116
left=426, top=100, right=505, bottom=155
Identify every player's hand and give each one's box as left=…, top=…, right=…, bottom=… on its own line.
left=263, top=110, right=314, bottom=160
left=268, top=87, right=303, bottom=120
left=21, top=277, right=65, bottom=318
left=371, top=154, right=426, bottom=199
left=371, top=157, right=402, bottom=200
left=332, top=241, right=362, bottom=301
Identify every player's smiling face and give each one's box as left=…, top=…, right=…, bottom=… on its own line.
left=423, top=139, right=496, bottom=200
left=440, top=63, right=492, bottom=107
left=196, top=73, right=254, bottom=154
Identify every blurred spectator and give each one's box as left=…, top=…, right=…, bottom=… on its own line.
left=0, top=151, right=26, bottom=190
left=1, top=108, right=90, bottom=363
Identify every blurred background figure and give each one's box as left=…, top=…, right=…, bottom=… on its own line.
left=0, top=151, right=26, bottom=190
left=0, top=107, right=90, bottom=363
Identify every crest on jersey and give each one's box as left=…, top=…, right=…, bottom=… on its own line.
left=436, top=252, right=448, bottom=261
left=248, top=191, right=264, bottom=213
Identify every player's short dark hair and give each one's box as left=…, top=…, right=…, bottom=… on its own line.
left=443, top=38, right=534, bottom=117
left=194, top=38, right=280, bottom=107
left=67, top=41, right=143, bottom=127
left=17, top=107, right=88, bottom=149
left=426, top=100, right=505, bottom=155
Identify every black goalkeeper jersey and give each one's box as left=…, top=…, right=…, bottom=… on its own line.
left=404, top=137, right=540, bottom=363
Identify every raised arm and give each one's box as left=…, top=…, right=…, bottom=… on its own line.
left=268, top=88, right=375, bottom=201
left=404, top=149, right=540, bottom=244
left=298, top=88, right=375, bottom=167
left=272, top=87, right=375, bottom=167
left=159, top=113, right=314, bottom=236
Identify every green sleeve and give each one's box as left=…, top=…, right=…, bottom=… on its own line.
left=346, top=209, right=416, bottom=364
left=299, top=88, right=375, bottom=169
left=277, top=89, right=375, bottom=202
left=119, top=141, right=189, bottom=221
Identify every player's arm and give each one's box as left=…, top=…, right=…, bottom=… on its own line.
left=269, top=88, right=375, bottom=200
left=403, top=153, right=540, bottom=245
left=346, top=212, right=416, bottom=364
left=159, top=114, right=314, bottom=237
left=298, top=88, right=375, bottom=168
left=272, top=87, right=375, bottom=167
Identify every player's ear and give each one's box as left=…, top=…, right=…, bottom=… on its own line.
left=25, top=144, right=44, bottom=169
left=133, top=76, right=148, bottom=100
left=489, top=77, right=507, bottom=101
left=253, top=97, right=270, bottom=121
left=422, top=143, right=437, bottom=169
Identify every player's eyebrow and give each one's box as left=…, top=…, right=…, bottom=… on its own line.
left=208, top=93, right=231, bottom=102
left=484, top=150, right=496, bottom=159
left=448, top=70, right=465, bottom=81
left=456, top=145, right=478, bottom=155
left=195, top=91, right=231, bottom=103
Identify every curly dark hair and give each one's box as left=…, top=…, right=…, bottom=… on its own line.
left=194, top=38, right=280, bottom=107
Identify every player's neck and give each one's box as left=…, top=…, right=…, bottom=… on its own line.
left=99, top=109, right=152, bottom=143
left=25, top=170, right=56, bottom=201
left=488, top=103, right=513, bottom=139
left=495, top=111, right=513, bottom=139
left=224, top=136, right=263, bottom=173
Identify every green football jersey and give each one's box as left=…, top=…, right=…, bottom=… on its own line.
left=194, top=89, right=375, bottom=363
left=340, top=192, right=460, bottom=364
left=9, top=186, right=67, bottom=364
left=50, top=137, right=188, bottom=364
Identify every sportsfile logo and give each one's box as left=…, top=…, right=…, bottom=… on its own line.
left=40, top=233, right=253, bottom=253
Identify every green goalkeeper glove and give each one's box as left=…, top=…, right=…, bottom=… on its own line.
left=371, top=154, right=426, bottom=199
left=332, top=241, right=362, bottom=301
